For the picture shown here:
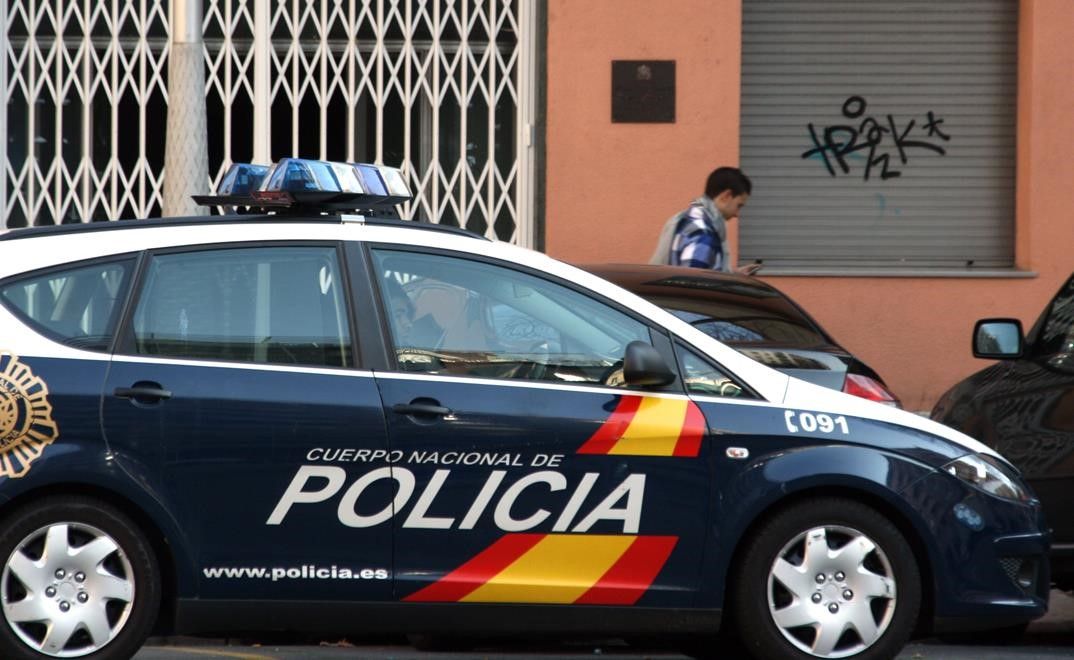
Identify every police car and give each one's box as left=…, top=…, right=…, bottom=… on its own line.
left=0, top=159, right=1048, bottom=660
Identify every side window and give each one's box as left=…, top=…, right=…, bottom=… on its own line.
left=0, top=259, right=134, bottom=351
left=675, top=344, right=753, bottom=399
left=1034, top=275, right=1074, bottom=358
left=371, top=249, right=650, bottom=386
left=131, top=246, right=351, bottom=367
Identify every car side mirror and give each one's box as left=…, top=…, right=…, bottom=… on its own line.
left=973, top=318, right=1024, bottom=359
left=623, top=340, right=676, bottom=387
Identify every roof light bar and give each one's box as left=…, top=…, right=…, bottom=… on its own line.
left=193, top=158, right=412, bottom=217
left=218, top=163, right=270, bottom=196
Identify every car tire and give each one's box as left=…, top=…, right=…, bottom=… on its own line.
left=0, top=496, right=160, bottom=660
left=732, top=497, right=920, bottom=660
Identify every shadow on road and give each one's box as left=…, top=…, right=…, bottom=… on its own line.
left=136, top=591, right=1074, bottom=659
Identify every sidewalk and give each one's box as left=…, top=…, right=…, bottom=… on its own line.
left=1031, top=589, right=1074, bottom=636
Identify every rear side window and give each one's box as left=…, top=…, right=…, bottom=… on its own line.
left=0, top=260, right=134, bottom=351
left=130, top=246, right=351, bottom=367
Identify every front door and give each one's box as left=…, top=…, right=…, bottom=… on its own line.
left=366, top=247, right=712, bottom=607
left=102, top=244, right=392, bottom=600
left=992, top=274, right=1074, bottom=543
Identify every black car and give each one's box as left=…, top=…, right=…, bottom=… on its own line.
left=932, top=271, right=1074, bottom=588
left=584, top=264, right=901, bottom=407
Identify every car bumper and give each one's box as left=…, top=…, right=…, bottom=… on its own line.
left=900, top=472, right=1050, bottom=632
left=931, top=531, right=1049, bottom=633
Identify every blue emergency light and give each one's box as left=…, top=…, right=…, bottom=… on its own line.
left=193, top=158, right=412, bottom=218
left=216, top=163, right=270, bottom=196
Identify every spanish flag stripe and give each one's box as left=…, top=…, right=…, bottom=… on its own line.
left=461, top=534, right=635, bottom=604
left=575, top=535, right=678, bottom=605
left=608, top=397, right=688, bottom=456
left=672, top=402, right=706, bottom=458
left=577, top=396, right=643, bottom=454
left=402, top=533, right=545, bottom=602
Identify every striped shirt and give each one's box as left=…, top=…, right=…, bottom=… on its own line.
left=669, top=202, right=726, bottom=270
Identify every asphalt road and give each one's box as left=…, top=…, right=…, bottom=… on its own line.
left=132, top=590, right=1074, bottom=660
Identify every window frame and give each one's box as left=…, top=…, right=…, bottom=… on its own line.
left=361, top=243, right=684, bottom=393
left=0, top=252, right=140, bottom=353
left=112, top=240, right=361, bottom=370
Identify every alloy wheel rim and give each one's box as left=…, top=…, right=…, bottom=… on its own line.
left=1, top=522, right=135, bottom=657
left=766, top=524, right=896, bottom=658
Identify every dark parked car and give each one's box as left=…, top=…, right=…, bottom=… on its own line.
left=933, top=271, right=1074, bottom=588
left=584, top=264, right=901, bottom=407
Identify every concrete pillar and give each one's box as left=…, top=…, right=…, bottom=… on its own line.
left=163, top=0, right=209, bottom=216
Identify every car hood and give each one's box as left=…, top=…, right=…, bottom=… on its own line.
left=781, top=375, right=1000, bottom=460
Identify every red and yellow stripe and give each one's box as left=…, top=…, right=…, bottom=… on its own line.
left=578, top=395, right=705, bottom=457
left=404, top=533, right=677, bottom=605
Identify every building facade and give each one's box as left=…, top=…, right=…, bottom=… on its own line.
left=3, top=0, right=1071, bottom=410
left=545, top=0, right=1073, bottom=411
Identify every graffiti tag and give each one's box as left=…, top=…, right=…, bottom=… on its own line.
left=802, top=95, right=950, bottom=181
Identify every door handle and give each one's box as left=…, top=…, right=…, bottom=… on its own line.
left=392, top=402, right=452, bottom=417
left=114, top=384, right=172, bottom=402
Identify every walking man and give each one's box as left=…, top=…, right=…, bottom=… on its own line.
left=651, top=167, right=759, bottom=274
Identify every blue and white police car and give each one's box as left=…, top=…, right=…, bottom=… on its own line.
left=0, top=159, right=1049, bottom=660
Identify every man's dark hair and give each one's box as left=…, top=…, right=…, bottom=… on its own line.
left=704, top=167, right=752, bottom=199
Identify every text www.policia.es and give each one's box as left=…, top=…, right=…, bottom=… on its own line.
left=203, top=565, right=389, bottom=581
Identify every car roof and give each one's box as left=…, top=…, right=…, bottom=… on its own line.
left=0, top=214, right=489, bottom=243
left=583, top=263, right=778, bottom=296
left=0, top=225, right=797, bottom=404
left=581, top=263, right=837, bottom=346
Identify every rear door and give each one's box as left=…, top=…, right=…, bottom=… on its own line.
left=0, top=257, right=135, bottom=478
left=365, top=247, right=716, bottom=607
left=102, top=243, right=393, bottom=601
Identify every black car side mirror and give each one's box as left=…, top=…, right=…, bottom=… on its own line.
left=623, top=341, right=676, bottom=387
left=973, top=318, right=1024, bottom=359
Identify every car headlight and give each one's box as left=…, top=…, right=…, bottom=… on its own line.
left=943, top=453, right=1032, bottom=502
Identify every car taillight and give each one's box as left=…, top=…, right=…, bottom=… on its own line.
left=843, top=374, right=901, bottom=407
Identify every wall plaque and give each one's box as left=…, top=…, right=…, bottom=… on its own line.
left=612, top=60, right=675, bottom=123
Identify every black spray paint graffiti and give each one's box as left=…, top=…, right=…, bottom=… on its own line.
left=802, top=96, right=950, bottom=181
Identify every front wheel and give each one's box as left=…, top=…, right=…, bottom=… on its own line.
left=0, top=496, right=160, bottom=659
left=733, top=497, right=920, bottom=660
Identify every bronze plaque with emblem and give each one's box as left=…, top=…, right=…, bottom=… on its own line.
left=612, top=60, right=675, bottom=123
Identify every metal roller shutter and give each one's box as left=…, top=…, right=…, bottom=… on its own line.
left=739, top=0, right=1017, bottom=271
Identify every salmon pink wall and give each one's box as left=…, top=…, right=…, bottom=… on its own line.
left=545, top=0, right=1074, bottom=412
left=544, top=0, right=744, bottom=262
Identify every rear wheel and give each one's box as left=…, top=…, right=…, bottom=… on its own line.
left=0, top=497, right=160, bottom=659
left=733, top=497, right=920, bottom=660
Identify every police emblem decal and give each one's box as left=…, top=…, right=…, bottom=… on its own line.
left=0, top=352, right=59, bottom=478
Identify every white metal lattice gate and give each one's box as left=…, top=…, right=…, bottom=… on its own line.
left=1, top=0, right=537, bottom=246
